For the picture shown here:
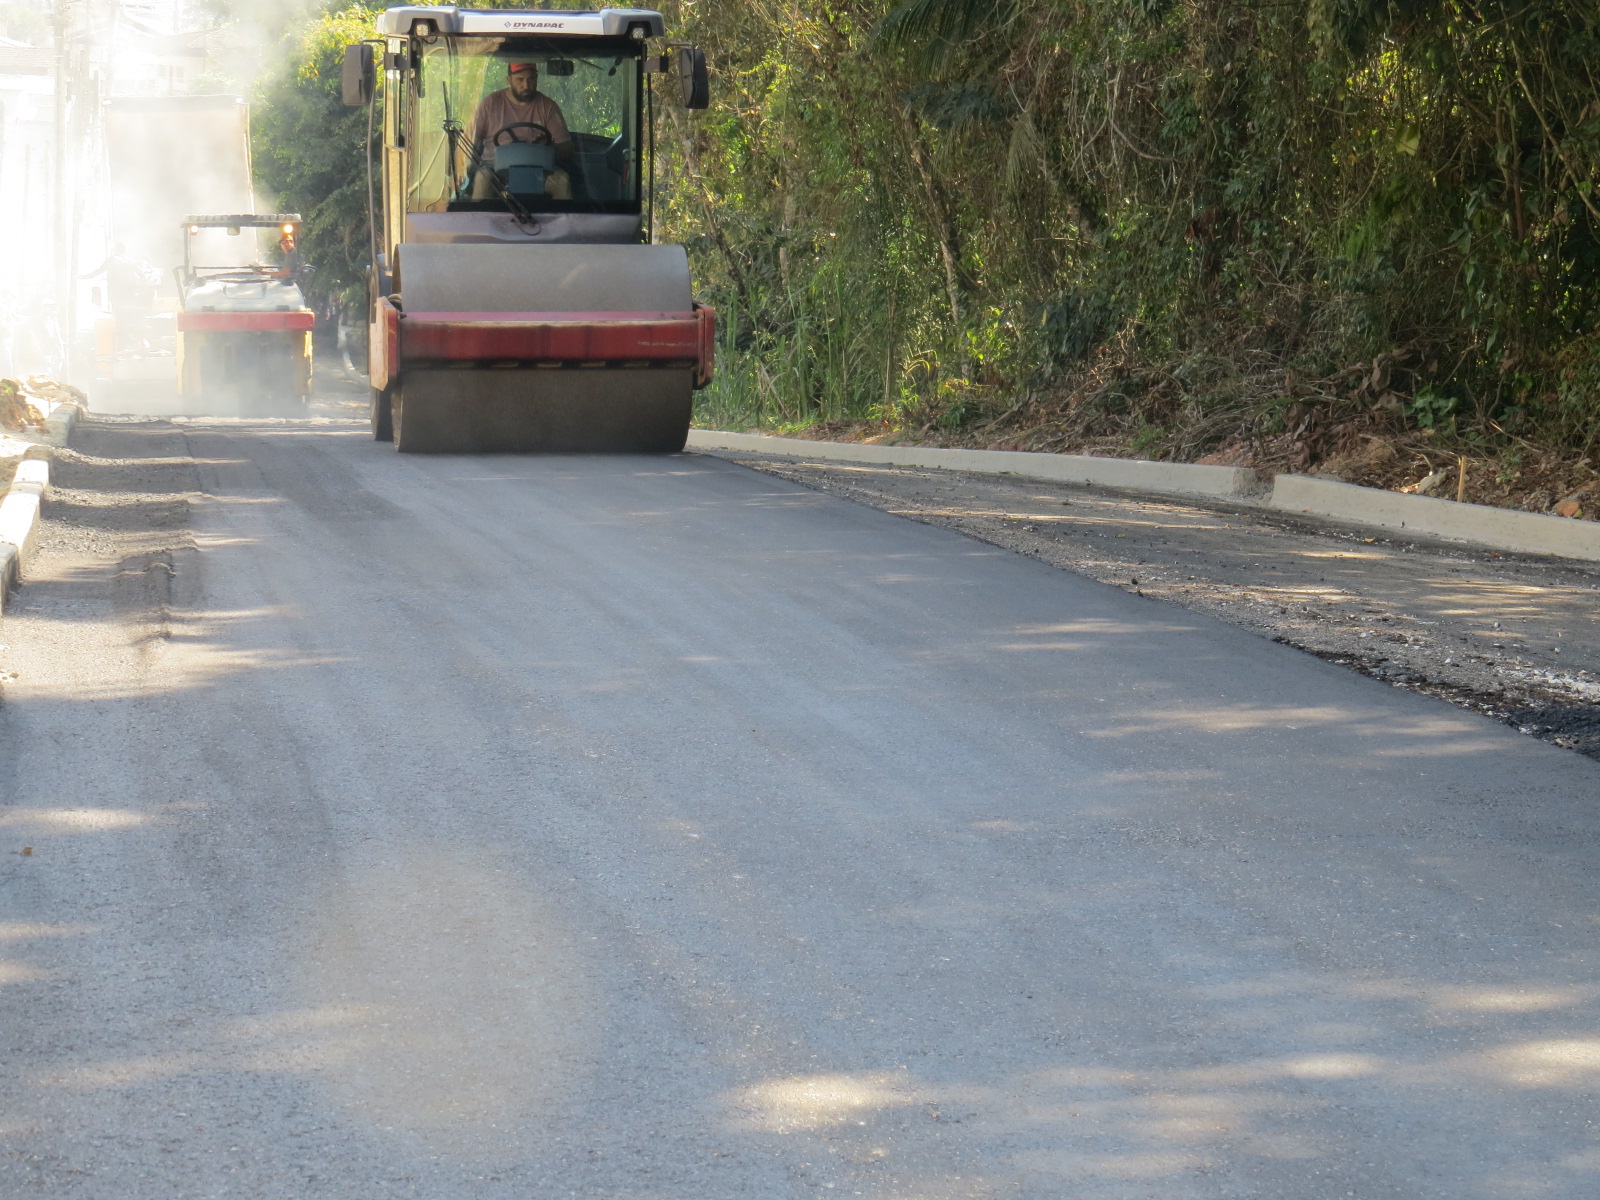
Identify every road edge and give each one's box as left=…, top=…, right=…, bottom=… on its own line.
left=0, top=403, right=79, bottom=611
left=687, top=429, right=1600, bottom=565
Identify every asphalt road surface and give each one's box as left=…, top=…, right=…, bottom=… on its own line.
left=4, top=415, right=1600, bottom=1199
left=711, top=452, right=1600, bottom=760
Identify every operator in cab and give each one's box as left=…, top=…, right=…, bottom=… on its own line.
left=469, top=60, right=574, bottom=201
left=272, top=228, right=304, bottom=282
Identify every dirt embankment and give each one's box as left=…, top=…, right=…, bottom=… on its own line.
left=717, top=452, right=1600, bottom=762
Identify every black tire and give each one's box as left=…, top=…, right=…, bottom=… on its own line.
left=371, top=384, right=394, bottom=442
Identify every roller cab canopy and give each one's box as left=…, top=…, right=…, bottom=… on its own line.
left=374, top=7, right=665, bottom=37
left=177, top=214, right=309, bottom=317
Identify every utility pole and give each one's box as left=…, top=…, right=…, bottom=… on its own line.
left=51, top=0, right=109, bottom=384
left=52, top=1, right=68, bottom=339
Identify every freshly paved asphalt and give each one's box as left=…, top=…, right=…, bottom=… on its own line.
left=4, top=418, right=1600, bottom=1198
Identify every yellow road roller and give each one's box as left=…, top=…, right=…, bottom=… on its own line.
left=344, top=6, right=714, bottom=452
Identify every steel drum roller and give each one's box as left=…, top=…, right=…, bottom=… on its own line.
left=398, top=243, right=694, bottom=313
left=390, top=243, right=697, bottom=453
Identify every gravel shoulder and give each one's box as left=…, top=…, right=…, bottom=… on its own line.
left=3, top=363, right=367, bottom=651
left=708, top=451, right=1600, bottom=761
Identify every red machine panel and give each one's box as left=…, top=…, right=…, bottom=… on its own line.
left=399, top=311, right=704, bottom=365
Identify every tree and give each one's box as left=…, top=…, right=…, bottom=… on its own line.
left=252, top=5, right=382, bottom=312
left=658, top=0, right=1600, bottom=459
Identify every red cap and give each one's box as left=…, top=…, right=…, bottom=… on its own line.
left=507, top=61, right=537, bottom=74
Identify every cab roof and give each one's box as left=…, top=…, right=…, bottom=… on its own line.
left=182, top=214, right=302, bottom=228
left=375, top=7, right=664, bottom=38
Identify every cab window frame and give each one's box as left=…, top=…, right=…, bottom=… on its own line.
left=404, top=35, right=646, bottom=218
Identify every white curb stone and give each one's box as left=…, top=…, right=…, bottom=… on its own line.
left=0, top=457, right=50, bottom=598
left=686, top=430, right=1259, bottom=500
left=689, top=428, right=1600, bottom=565
left=1269, top=474, right=1600, bottom=564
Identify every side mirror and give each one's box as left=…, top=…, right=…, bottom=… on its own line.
left=677, top=47, right=709, bottom=110
left=342, top=43, right=375, bottom=107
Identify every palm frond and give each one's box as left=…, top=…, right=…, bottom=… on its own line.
left=874, top=0, right=1018, bottom=70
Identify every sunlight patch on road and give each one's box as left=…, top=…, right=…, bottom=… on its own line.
left=1084, top=703, right=1354, bottom=736
left=56, top=1052, right=209, bottom=1089
left=1280, top=1053, right=1383, bottom=1080
left=194, top=494, right=288, bottom=507
left=731, top=1070, right=923, bottom=1133
left=1362, top=735, right=1510, bottom=758
left=290, top=847, right=600, bottom=1158
left=0, top=960, right=51, bottom=985
left=9, top=630, right=348, bottom=704
left=40, top=852, right=602, bottom=1168
left=1476, top=1040, right=1600, bottom=1087
left=1006, top=1061, right=1342, bottom=1184
left=0, top=922, right=94, bottom=943
left=0, top=808, right=153, bottom=833
left=1428, top=985, right=1595, bottom=1014
left=1084, top=703, right=1504, bottom=760
left=1009, top=619, right=1196, bottom=636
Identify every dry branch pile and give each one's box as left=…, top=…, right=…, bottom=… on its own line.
left=0, top=376, right=85, bottom=435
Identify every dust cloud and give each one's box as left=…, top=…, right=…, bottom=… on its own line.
left=0, top=0, right=316, bottom=413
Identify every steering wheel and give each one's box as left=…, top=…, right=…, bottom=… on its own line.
left=492, top=122, right=553, bottom=146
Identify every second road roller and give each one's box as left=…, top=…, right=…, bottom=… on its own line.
left=343, top=6, right=714, bottom=452
left=176, top=214, right=315, bottom=413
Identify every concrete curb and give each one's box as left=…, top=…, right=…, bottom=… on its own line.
left=688, top=428, right=1600, bottom=565
left=43, top=401, right=79, bottom=446
left=0, top=403, right=76, bottom=610
left=1270, top=474, right=1600, bottom=563
left=0, top=458, right=50, bottom=602
left=686, top=430, right=1258, bottom=500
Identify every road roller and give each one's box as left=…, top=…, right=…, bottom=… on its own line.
left=176, top=214, right=315, bottom=413
left=344, top=7, right=714, bottom=452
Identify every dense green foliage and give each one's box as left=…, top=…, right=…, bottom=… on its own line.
left=664, top=0, right=1600, bottom=459
left=255, top=0, right=1600, bottom=461
left=253, top=5, right=382, bottom=316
